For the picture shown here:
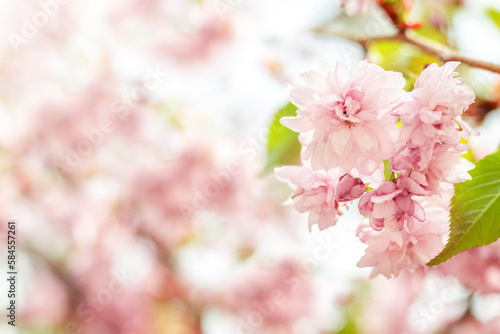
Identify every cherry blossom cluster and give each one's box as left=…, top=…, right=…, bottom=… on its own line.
left=276, top=60, right=476, bottom=278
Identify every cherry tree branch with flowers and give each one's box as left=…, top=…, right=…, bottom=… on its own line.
left=275, top=60, right=477, bottom=278
left=272, top=0, right=500, bottom=279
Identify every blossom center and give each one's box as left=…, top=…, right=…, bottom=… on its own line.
left=331, top=96, right=362, bottom=126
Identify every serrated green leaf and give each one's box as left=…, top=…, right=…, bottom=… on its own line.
left=262, top=102, right=301, bottom=173
left=427, top=151, right=500, bottom=266
left=486, top=8, right=500, bottom=30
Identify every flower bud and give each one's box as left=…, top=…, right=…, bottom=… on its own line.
left=335, top=174, right=367, bottom=202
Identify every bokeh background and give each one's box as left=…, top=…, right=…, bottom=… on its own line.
left=1, top=0, right=500, bottom=333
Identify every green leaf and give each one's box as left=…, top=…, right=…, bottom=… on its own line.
left=262, top=102, right=301, bottom=173
left=486, top=8, right=500, bottom=30
left=427, top=151, right=500, bottom=266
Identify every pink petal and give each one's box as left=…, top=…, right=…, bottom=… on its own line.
left=280, top=116, right=313, bottom=133
left=371, top=189, right=402, bottom=203
left=372, top=201, right=396, bottom=219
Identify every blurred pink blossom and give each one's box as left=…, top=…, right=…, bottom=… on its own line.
left=341, top=0, right=373, bottom=16
left=438, top=240, right=500, bottom=294
left=362, top=271, right=425, bottom=333
left=225, top=260, right=313, bottom=332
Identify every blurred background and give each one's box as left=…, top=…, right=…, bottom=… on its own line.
left=1, top=0, right=500, bottom=333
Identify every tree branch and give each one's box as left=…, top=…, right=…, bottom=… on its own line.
left=399, top=31, right=500, bottom=74
left=324, top=29, right=500, bottom=74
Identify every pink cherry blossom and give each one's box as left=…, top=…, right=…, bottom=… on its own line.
left=394, top=62, right=475, bottom=149
left=357, top=205, right=449, bottom=278
left=358, top=177, right=426, bottom=233
left=336, top=173, right=367, bottom=202
left=276, top=166, right=366, bottom=231
left=282, top=60, right=405, bottom=175
left=391, top=143, right=475, bottom=195
left=275, top=166, right=340, bottom=231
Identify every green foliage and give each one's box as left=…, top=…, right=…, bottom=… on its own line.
left=335, top=280, right=372, bottom=334
left=263, top=102, right=301, bottom=173
left=383, top=160, right=393, bottom=181
left=367, top=40, right=440, bottom=90
left=336, top=314, right=360, bottom=334
left=486, top=8, right=500, bottom=30
left=413, top=25, right=448, bottom=45
left=427, top=151, right=500, bottom=266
